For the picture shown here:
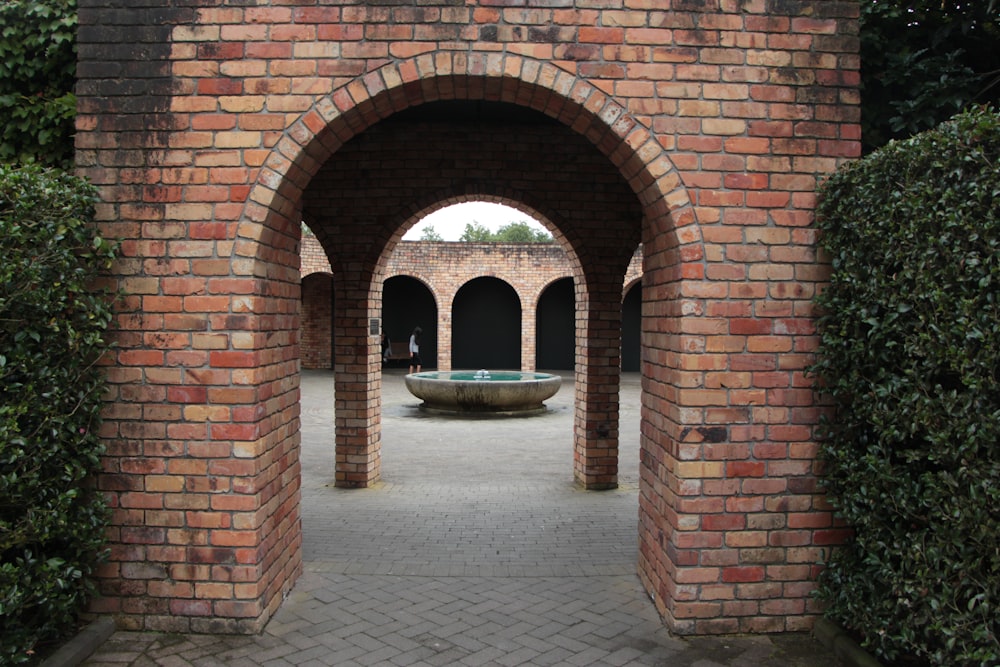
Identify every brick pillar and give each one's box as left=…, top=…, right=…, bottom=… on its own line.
left=573, top=283, right=624, bottom=490
left=437, top=304, right=452, bottom=371
left=333, top=275, right=381, bottom=488
left=521, top=304, right=537, bottom=372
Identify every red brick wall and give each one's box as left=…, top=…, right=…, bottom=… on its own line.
left=300, top=272, right=333, bottom=369
left=77, top=0, right=860, bottom=636
left=300, top=237, right=643, bottom=370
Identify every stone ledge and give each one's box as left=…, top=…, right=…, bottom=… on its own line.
left=40, top=617, right=116, bottom=667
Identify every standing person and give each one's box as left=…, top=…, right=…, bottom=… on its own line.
left=381, top=328, right=390, bottom=365
left=408, top=326, right=422, bottom=374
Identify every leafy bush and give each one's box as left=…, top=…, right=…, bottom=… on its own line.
left=860, top=1, right=1000, bottom=152
left=0, top=0, right=78, bottom=169
left=812, top=107, right=1000, bottom=666
left=0, top=164, right=115, bottom=664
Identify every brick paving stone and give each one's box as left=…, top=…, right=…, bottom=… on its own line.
left=83, top=371, right=844, bottom=667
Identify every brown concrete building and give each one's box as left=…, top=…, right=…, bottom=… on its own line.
left=76, top=0, right=861, bottom=637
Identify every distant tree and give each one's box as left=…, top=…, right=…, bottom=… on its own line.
left=418, top=224, right=444, bottom=241
left=493, top=221, right=552, bottom=243
left=861, top=0, right=1000, bottom=151
left=457, top=220, right=552, bottom=243
left=458, top=221, right=494, bottom=242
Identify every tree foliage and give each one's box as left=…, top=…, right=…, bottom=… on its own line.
left=418, top=224, right=444, bottom=241
left=0, top=164, right=116, bottom=663
left=458, top=222, right=494, bottom=242
left=0, top=0, right=78, bottom=169
left=812, top=107, right=1000, bottom=666
left=458, top=221, right=552, bottom=243
left=492, top=221, right=553, bottom=243
left=861, top=0, right=1000, bottom=151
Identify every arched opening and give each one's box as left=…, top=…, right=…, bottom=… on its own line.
left=404, top=201, right=551, bottom=242
left=109, top=51, right=717, bottom=635
left=452, top=277, right=521, bottom=370
left=236, top=65, right=688, bottom=626
left=536, top=277, right=575, bottom=371
left=382, top=275, right=437, bottom=369
left=622, top=280, right=642, bottom=373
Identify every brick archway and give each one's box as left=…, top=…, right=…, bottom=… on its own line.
left=237, top=54, right=692, bottom=253
left=225, top=56, right=699, bottom=632
left=382, top=275, right=438, bottom=369
left=388, top=189, right=589, bottom=373
left=452, top=276, right=522, bottom=370
left=78, top=1, right=860, bottom=637
left=239, top=54, right=688, bottom=496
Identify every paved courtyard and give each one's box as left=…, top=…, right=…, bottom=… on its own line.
left=84, top=369, right=844, bottom=666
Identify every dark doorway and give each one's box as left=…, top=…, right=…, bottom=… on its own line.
left=622, top=281, right=642, bottom=373
left=536, top=278, right=575, bottom=371
left=452, top=277, right=521, bottom=370
left=383, top=276, right=437, bottom=368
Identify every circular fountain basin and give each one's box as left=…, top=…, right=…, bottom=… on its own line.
left=404, top=371, right=562, bottom=416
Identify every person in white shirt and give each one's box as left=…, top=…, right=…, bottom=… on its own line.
left=408, top=326, right=423, bottom=373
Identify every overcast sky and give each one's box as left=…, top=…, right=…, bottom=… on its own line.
left=402, top=202, right=547, bottom=241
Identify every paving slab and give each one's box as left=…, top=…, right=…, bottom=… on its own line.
left=83, top=369, right=845, bottom=667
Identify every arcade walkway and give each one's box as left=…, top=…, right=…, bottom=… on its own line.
left=84, top=370, right=844, bottom=666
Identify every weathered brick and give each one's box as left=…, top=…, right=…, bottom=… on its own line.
left=82, top=0, right=858, bottom=637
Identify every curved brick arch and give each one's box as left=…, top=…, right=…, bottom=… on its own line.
left=380, top=272, right=443, bottom=363
left=382, top=272, right=440, bottom=310
left=536, top=276, right=577, bottom=371
left=381, top=273, right=440, bottom=368
left=453, top=275, right=523, bottom=370
left=389, top=186, right=585, bottom=274
left=232, top=52, right=710, bottom=632
left=379, top=186, right=587, bottom=317
left=301, top=268, right=329, bottom=279
left=397, top=188, right=568, bottom=242
left=235, top=52, right=703, bottom=479
left=623, top=275, right=642, bottom=299
left=236, top=53, right=699, bottom=271
left=538, top=275, right=576, bottom=304
left=235, top=53, right=704, bottom=484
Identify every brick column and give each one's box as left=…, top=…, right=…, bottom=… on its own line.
left=437, top=304, right=453, bottom=371
left=521, top=305, right=537, bottom=371
left=573, top=283, right=625, bottom=490
left=333, top=275, right=381, bottom=488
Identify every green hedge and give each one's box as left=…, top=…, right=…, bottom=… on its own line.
left=0, top=0, right=78, bottom=169
left=0, top=164, right=115, bottom=664
left=812, top=107, right=1000, bottom=666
